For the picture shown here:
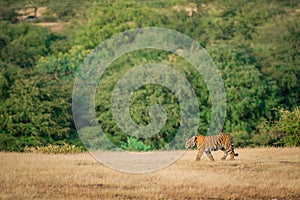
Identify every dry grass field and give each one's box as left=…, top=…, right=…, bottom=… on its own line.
left=0, top=148, right=300, bottom=199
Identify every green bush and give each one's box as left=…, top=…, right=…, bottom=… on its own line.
left=263, top=107, right=300, bottom=146
left=231, top=131, right=271, bottom=148
left=0, top=134, right=21, bottom=151
left=120, top=137, right=153, bottom=152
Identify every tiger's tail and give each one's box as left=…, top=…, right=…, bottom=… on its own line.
left=230, top=136, right=239, bottom=157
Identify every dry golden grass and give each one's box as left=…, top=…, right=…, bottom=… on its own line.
left=0, top=148, right=299, bottom=199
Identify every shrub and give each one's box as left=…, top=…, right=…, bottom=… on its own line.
left=120, top=137, right=153, bottom=152
left=263, top=107, right=300, bottom=146
left=24, top=143, right=84, bottom=154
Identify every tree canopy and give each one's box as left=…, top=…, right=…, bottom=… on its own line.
left=0, top=0, right=299, bottom=151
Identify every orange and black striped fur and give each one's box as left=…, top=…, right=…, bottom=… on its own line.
left=185, top=133, right=239, bottom=161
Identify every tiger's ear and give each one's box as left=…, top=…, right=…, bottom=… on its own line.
left=193, top=136, right=197, bottom=140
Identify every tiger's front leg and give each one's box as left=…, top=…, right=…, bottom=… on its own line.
left=195, top=147, right=204, bottom=161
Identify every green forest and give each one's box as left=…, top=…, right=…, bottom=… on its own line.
left=0, top=0, right=299, bottom=152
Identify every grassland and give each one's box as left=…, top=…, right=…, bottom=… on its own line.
left=0, top=148, right=299, bottom=199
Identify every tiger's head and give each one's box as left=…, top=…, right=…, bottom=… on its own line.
left=185, top=136, right=196, bottom=149
left=185, top=135, right=205, bottom=149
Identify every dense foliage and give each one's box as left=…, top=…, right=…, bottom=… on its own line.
left=0, top=0, right=299, bottom=151
left=262, top=107, right=300, bottom=147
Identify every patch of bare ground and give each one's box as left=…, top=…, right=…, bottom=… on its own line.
left=17, top=6, right=68, bottom=32
left=0, top=148, right=299, bottom=199
left=35, top=22, right=69, bottom=32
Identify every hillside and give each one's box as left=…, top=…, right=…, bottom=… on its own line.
left=0, top=0, right=299, bottom=151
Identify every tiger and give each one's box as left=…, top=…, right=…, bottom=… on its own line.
left=185, top=133, right=239, bottom=161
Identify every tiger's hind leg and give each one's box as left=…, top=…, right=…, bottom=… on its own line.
left=229, top=140, right=239, bottom=160
left=230, top=152, right=235, bottom=160
left=221, top=150, right=228, bottom=160
left=229, top=151, right=239, bottom=160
